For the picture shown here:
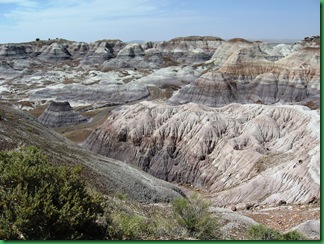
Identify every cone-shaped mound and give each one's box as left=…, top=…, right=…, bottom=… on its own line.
left=38, top=101, right=89, bottom=128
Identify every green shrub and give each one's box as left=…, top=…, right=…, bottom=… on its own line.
left=171, top=193, right=221, bottom=240
left=247, top=224, right=306, bottom=240
left=0, top=146, right=105, bottom=240
left=247, top=224, right=282, bottom=240
left=108, top=211, right=146, bottom=240
left=104, top=195, right=187, bottom=240
left=114, top=192, right=129, bottom=201
left=282, top=230, right=306, bottom=240
left=248, top=224, right=307, bottom=240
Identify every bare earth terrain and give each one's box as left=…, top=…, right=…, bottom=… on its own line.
left=0, top=35, right=320, bottom=239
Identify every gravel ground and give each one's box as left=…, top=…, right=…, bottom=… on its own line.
left=241, top=203, right=320, bottom=239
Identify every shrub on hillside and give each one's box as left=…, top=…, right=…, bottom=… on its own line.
left=247, top=224, right=282, bottom=240
left=247, top=224, right=306, bottom=240
left=171, top=193, right=221, bottom=240
left=282, top=230, right=306, bottom=240
left=0, top=146, right=105, bottom=240
left=105, top=193, right=187, bottom=240
left=108, top=211, right=146, bottom=240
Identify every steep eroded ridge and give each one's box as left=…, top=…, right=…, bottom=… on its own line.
left=84, top=101, right=319, bottom=207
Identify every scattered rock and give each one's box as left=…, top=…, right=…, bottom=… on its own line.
left=230, top=205, right=237, bottom=211
left=278, top=200, right=287, bottom=206
left=307, top=196, right=318, bottom=204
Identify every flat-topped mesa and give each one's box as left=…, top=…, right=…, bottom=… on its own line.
left=38, top=101, right=89, bottom=128
left=227, top=37, right=253, bottom=44
left=170, top=36, right=224, bottom=42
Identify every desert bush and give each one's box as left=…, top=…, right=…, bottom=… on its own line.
left=247, top=224, right=305, bottom=240
left=171, top=193, right=221, bottom=240
left=0, top=146, right=105, bottom=240
left=114, top=192, right=129, bottom=201
left=247, top=224, right=282, bottom=240
left=105, top=194, right=186, bottom=240
left=108, top=211, right=146, bottom=240
left=106, top=194, right=149, bottom=240
left=282, top=230, right=306, bottom=240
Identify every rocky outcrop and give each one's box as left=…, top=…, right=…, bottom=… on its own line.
left=38, top=101, right=88, bottom=127
left=84, top=101, right=320, bottom=206
left=0, top=104, right=184, bottom=203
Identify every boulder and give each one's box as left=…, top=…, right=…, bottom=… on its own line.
left=287, top=219, right=320, bottom=240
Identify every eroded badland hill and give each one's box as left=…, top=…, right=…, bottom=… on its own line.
left=0, top=35, right=320, bottom=239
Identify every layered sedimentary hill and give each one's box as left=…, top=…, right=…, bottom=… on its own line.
left=84, top=101, right=319, bottom=206
left=0, top=35, right=320, bottom=238
left=0, top=35, right=320, bottom=210
left=0, top=36, right=319, bottom=111
left=0, top=104, right=184, bottom=203
left=38, top=101, right=89, bottom=127
left=0, top=36, right=224, bottom=69
left=169, top=37, right=320, bottom=108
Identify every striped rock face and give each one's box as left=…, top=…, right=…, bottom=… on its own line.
left=169, top=38, right=320, bottom=108
left=84, top=101, right=319, bottom=207
left=0, top=36, right=320, bottom=208
left=38, top=101, right=89, bottom=128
